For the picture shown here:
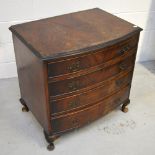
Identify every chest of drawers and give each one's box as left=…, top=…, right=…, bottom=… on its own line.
left=9, top=8, right=142, bottom=150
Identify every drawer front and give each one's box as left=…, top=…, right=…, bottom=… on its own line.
left=48, top=54, right=136, bottom=96
left=50, top=71, right=133, bottom=115
left=51, top=86, right=130, bottom=134
left=48, top=34, right=139, bottom=77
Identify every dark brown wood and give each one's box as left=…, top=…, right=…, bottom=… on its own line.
left=48, top=34, right=139, bottom=77
left=51, top=71, right=133, bottom=115
left=12, top=35, right=52, bottom=135
left=51, top=85, right=130, bottom=134
left=9, top=8, right=142, bottom=150
left=48, top=54, right=136, bottom=96
left=9, top=8, right=142, bottom=60
left=48, top=47, right=137, bottom=82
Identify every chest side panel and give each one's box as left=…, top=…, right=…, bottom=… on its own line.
left=12, top=35, right=51, bottom=134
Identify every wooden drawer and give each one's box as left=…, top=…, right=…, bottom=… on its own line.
left=10, top=7, right=142, bottom=149
left=48, top=34, right=139, bottom=77
left=51, top=85, right=130, bottom=134
left=48, top=54, right=136, bottom=97
left=50, top=71, right=133, bottom=115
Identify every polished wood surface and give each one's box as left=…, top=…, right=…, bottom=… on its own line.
left=12, top=35, right=51, bottom=134
left=48, top=54, right=136, bottom=96
left=51, top=85, right=130, bottom=134
left=9, top=8, right=142, bottom=60
left=50, top=71, right=133, bottom=115
left=48, top=34, right=139, bottom=77
left=9, top=8, right=142, bottom=150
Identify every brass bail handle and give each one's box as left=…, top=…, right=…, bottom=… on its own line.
left=69, top=100, right=80, bottom=108
left=118, top=44, right=130, bottom=55
left=68, top=81, right=80, bottom=91
left=119, top=62, right=127, bottom=70
left=68, top=61, right=80, bottom=72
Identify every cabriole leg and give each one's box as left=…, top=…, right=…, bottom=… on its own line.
left=44, top=130, right=59, bottom=151
left=121, top=99, right=130, bottom=113
left=19, top=98, right=29, bottom=112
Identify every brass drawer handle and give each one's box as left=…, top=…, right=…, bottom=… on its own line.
left=68, top=61, right=80, bottom=72
left=69, top=100, right=80, bottom=109
left=72, top=118, right=79, bottom=126
left=119, top=63, right=127, bottom=70
left=68, top=81, right=80, bottom=91
left=118, top=44, right=130, bottom=55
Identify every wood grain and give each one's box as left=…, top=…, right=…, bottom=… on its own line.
left=48, top=54, right=136, bottom=96
left=48, top=34, right=139, bottom=77
left=50, top=71, right=133, bottom=115
left=12, top=35, right=52, bottom=134
left=51, top=85, right=130, bottom=134
left=9, top=8, right=142, bottom=149
left=9, top=8, right=142, bottom=60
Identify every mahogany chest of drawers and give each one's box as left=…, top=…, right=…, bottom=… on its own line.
left=9, top=8, right=142, bottom=150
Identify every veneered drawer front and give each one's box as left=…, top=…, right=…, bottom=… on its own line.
left=50, top=71, right=133, bottom=115
left=48, top=34, right=139, bottom=77
left=48, top=54, right=136, bottom=97
left=51, top=85, right=130, bottom=134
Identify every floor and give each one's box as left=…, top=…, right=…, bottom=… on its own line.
left=0, top=61, right=155, bottom=155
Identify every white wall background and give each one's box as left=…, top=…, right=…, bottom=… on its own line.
left=0, top=0, right=155, bottom=79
